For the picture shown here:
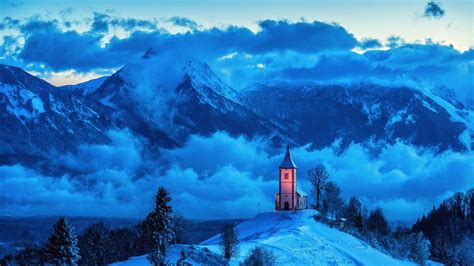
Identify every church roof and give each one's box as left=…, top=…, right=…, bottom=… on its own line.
left=279, top=145, right=297, bottom=169
left=297, top=186, right=307, bottom=196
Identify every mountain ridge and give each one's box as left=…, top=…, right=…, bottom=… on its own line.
left=0, top=57, right=471, bottom=168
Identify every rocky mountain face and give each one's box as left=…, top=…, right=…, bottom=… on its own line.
left=0, top=56, right=470, bottom=168
left=242, top=82, right=468, bottom=152
left=89, top=55, right=287, bottom=148
left=0, top=65, right=113, bottom=166
left=0, top=56, right=287, bottom=166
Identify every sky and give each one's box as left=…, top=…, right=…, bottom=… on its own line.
left=2, top=0, right=472, bottom=52
left=0, top=0, right=473, bottom=222
left=0, top=0, right=472, bottom=86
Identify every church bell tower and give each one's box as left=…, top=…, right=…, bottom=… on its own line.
left=276, top=145, right=297, bottom=210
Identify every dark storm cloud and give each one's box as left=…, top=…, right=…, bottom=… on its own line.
left=256, top=20, right=357, bottom=52
left=18, top=30, right=123, bottom=71
left=267, top=44, right=473, bottom=106
left=423, top=1, right=445, bottom=19
left=358, top=38, right=382, bottom=49
left=2, top=14, right=472, bottom=106
left=91, top=12, right=110, bottom=33
left=9, top=16, right=357, bottom=72
left=19, top=16, right=58, bottom=33
left=91, top=12, right=158, bottom=33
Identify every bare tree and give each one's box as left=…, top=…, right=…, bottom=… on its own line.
left=308, top=165, right=329, bottom=210
left=221, top=225, right=239, bottom=260
left=321, top=181, right=343, bottom=220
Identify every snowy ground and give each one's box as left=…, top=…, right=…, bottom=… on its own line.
left=112, top=210, right=439, bottom=265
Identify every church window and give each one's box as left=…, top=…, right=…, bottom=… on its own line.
left=284, top=173, right=289, bottom=180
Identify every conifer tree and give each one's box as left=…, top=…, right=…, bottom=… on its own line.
left=343, top=197, right=363, bottom=228
left=143, top=186, right=175, bottom=266
left=469, top=193, right=474, bottom=222
left=221, top=225, right=239, bottom=260
left=354, top=211, right=365, bottom=232
left=45, top=217, right=80, bottom=265
left=78, top=223, right=109, bottom=265
left=367, top=208, right=389, bottom=236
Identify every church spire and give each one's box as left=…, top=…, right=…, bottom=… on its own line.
left=279, top=144, right=297, bottom=169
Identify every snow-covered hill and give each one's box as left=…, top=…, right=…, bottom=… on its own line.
left=112, top=210, right=428, bottom=265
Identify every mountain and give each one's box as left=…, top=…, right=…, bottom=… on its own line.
left=0, top=56, right=287, bottom=166
left=242, top=82, right=470, bottom=152
left=0, top=64, right=113, bottom=165
left=89, top=52, right=287, bottom=147
left=112, top=210, right=426, bottom=265
left=1, top=55, right=471, bottom=167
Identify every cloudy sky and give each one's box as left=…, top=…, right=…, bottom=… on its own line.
left=1, top=0, right=472, bottom=86
left=0, top=0, right=473, bottom=222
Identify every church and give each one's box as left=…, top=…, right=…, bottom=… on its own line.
left=275, top=145, right=308, bottom=211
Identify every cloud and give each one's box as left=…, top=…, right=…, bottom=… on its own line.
left=0, top=131, right=472, bottom=221
left=8, top=0, right=23, bottom=8
left=161, top=133, right=474, bottom=221
left=90, top=12, right=158, bottom=32
left=167, top=17, right=199, bottom=30
left=0, top=161, right=145, bottom=217
left=161, top=132, right=273, bottom=177
left=423, top=1, right=445, bottom=19
left=358, top=38, right=382, bottom=49
left=3, top=13, right=471, bottom=109
left=0, top=129, right=155, bottom=217
left=264, top=44, right=473, bottom=108
left=3, top=15, right=357, bottom=73
left=57, top=129, right=143, bottom=174
left=249, top=20, right=357, bottom=53
left=91, top=12, right=110, bottom=33
left=159, top=165, right=276, bottom=219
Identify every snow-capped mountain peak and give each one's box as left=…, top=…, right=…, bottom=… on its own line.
left=87, top=52, right=285, bottom=146
left=183, top=59, right=242, bottom=104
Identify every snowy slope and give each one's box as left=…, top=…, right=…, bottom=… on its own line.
left=112, top=210, right=422, bottom=266
left=243, top=82, right=469, bottom=151
left=0, top=64, right=113, bottom=164
left=90, top=52, right=287, bottom=146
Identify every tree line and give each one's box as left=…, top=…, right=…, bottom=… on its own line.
left=308, top=164, right=431, bottom=266
left=308, top=164, right=473, bottom=266
left=2, top=166, right=471, bottom=265
left=0, top=186, right=277, bottom=266
left=411, top=189, right=474, bottom=265
left=1, top=187, right=176, bottom=266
